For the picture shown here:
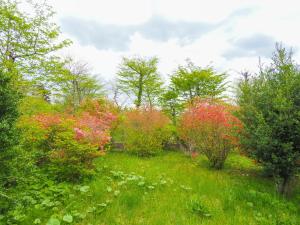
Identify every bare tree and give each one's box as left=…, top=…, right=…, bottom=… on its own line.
left=51, top=57, right=103, bottom=108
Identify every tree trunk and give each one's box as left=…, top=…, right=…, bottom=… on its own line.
left=136, top=75, right=143, bottom=108
left=147, top=92, right=153, bottom=109
left=278, top=176, right=292, bottom=196
left=189, top=89, right=193, bottom=101
left=171, top=107, right=176, bottom=126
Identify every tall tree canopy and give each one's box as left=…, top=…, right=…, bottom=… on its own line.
left=159, top=88, right=182, bottom=125
left=0, top=0, right=71, bottom=82
left=171, top=60, right=227, bottom=101
left=117, top=56, right=163, bottom=108
left=50, top=57, right=103, bottom=108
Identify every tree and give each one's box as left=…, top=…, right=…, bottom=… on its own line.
left=107, top=78, right=129, bottom=108
left=237, top=44, right=300, bottom=195
left=50, top=57, right=103, bottom=108
left=159, top=88, right=182, bottom=125
left=117, top=56, right=163, bottom=108
left=171, top=59, right=226, bottom=102
left=0, top=0, right=71, bottom=83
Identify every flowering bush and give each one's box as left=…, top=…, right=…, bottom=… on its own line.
left=122, top=108, right=171, bottom=156
left=178, top=99, right=241, bottom=169
left=18, top=100, right=116, bottom=181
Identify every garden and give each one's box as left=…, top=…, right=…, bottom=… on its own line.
left=0, top=1, right=299, bottom=225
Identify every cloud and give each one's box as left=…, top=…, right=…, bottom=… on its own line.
left=61, top=16, right=216, bottom=51
left=61, top=19, right=133, bottom=51
left=223, top=33, right=276, bottom=59
left=60, top=8, right=254, bottom=51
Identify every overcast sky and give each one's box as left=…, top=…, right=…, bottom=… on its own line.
left=47, top=0, right=300, bottom=84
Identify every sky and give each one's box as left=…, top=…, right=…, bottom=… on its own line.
left=46, top=0, right=300, bottom=86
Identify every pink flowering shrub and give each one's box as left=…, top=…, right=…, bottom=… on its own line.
left=75, top=112, right=116, bottom=150
left=19, top=100, right=116, bottom=181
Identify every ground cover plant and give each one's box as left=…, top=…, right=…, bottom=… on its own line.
left=2, top=152, right=299, bottom=225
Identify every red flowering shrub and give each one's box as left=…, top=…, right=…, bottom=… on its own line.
left=178, top=99, right=242, bottom=169
left=19, top=100, right=116, bottom=181
left=76, top=98, right=120, bottom=143
left=122, top=108, right=171, bottom=156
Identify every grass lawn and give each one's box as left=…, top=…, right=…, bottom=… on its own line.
left=21, top=151, right=300, bottom=225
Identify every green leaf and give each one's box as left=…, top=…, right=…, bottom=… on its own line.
left=86, top=207, right=96, bottom=213
left=46, top=218, right=60, bottom=225
left=33, top=218, right=41, bottom=224
left=180, top=185, right=192, bottom=191
left=247, top=202, right=254, bottom=207
left=79, top=186, right=90, bottom=193
left=98, top=203, right=107, bottom=207
left=117, top=181, right=126, bottom=186
left=160, top=180, right=167, bottom=185
left=73, top=212, right=86, bottom=219
left=137, top=181, right=145, bottom=186
left=63, top=214, right=73, bottom=223
left=107, top=187, right=112, bottom=193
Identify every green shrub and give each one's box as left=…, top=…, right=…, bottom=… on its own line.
left=0, top=71, right=20, bottom=175
left=0, top=71, right=21, bottom=215
left=45, top=121, right=100, bottom=181
left=122, top=109, right=171, bottom=156
left=0, top=71, right=20, bottom=160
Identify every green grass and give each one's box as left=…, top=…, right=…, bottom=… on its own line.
left=21, top=151, right=300, bottom=225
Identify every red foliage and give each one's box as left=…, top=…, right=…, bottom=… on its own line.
left=34, top=100, right=117, bottom=150
left=179, top=99, right=241, bottom=146
left=179, top=99, right=242, bottom=168
left=35, top=114, right=61, bottom=129
left=125, top=108, right=170, bottom=132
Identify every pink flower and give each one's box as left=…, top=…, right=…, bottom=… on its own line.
left=74, top=127, right=85, bottom=140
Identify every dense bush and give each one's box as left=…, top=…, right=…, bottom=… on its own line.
left=178, top=99, right=241, bottom=169
left=18, top=100, right=116, bottom=181
left=237, top=46, right=300, bottom=195
left=0, top=71, right=21, bottom=215
left=0, top=71, right=20, bottom=156
left=122, top=108, right=171, bottom=156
